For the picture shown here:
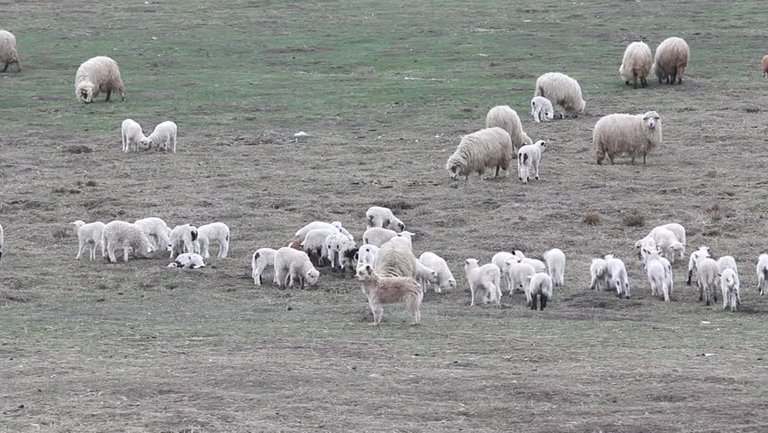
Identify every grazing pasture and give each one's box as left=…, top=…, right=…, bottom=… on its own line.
left=2, top=1, right=768, bottom=432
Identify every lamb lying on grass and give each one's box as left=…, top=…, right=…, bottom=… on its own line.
left=168, top=253, right=206, bottom=269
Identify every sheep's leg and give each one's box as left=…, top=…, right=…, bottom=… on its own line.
left=633, top=74, right=638, bottom=89
left=76, top=241, right=85, bottom=259
left=530, top=294, right=538, bottom=310
left=722, top=286, right=728, bottom=309
left=123, top=246, right=130, bottom=262
left=469, top=285, right=476, bottom=307
left=1, top=63, right=8, bottom=72
left=643, top=152, right=647, bottom=164
left=105, top=90, right=112, bottom=101
left=534, top=160, right=540, bottom=180
left=540, top=295, right=547, bottom=310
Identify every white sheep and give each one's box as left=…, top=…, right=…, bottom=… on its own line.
left=356, top=244, right=380, bottom=269
left=75, top=56, right=125, bottom=103
left=418, top=252, right=456, bottom=293
left=362, top=227, right=399, bottom=247
left=0, top=30, right=21, bottom=72
left=605, top=255, right=631, bottom=298
left=648, top=227, right=685, bottom=263
left=251, top=247, right=277, bottom=286
left=717, top=256, right=740, bottom=304
left=134, top=217, right=172, bottom=254
left=652, top=37, right=690, bottom=85
left=141, top=121, right=177, bottom=153
left=485, top=105, right=533, bottom=149
left=533, top=72, right=586, bottom=117
left=294, top=221, right=353, bottom=243
left=542, top=248, right=566, bottom=288
left=0, top=222, right=4, bottom=261
left=365, top=206, right=405, bottom=232
left=492, top=251, right=517, bottom=292
left=169, top=224, right=198, bottom=259
left=593, top=111, right=662, bottom=165
left=197, top=222, right=230, bottom=259
left=511, top=250, right=547, bottom=273
left=446, top=127, right=514, bottom=180
left=325, top=231, right=356, bottom=272
left=526, top=272, right=554, bottom=310
left=101, top=221, right=154, bottom=263
left=274, top=246, right=320, bottom=289
left=619, top=41, right=653, bottom=88
left=720, top=268, right=739, bottom=312
left=507, top=260, right=536, bottom=295
left=696, top=257, right=719, bottom=305
left=374, top=237, right=427, bottom=281
left=168, top=253, right=206, bottom=269
left=530, top=96, right=555, bottom=122
left=645, top=254, right=672, bottom=302
left=635, top=236, right=658, bottom=264
left=652, top=223, right=686, bottom=247
left=757, top=253, right=768, bottom=296
left=589, top=258, right=610, bottom=291
left=686, top=246, right=711, bottom=287
left=465, top=259, right=502, bottom=307
left=517, top=140, right=547, bottom=184
left=302, top=227, right=338, bottom=266
left=71, top=220, right=105, bottom=260
left=120, top=119, right=145, bottom=153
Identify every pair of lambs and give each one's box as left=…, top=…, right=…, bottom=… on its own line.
left=296, top=221, right=355, bottom=268
left=121, top=119, right=178, bottom=153
left=590, top=255, right=631, bottom=298
left=169, top=222, right=230, bottom=260
left=636, top=223, right=686, bottom=264
left=619, top=38, right=689, bottom=88
left=687, top=246, right=741, bottom=310
left=0, top=30, right=21, bottom=72
left=251, top=246, right=321, bottom=289
left=72, top=219, right=154, bottom=263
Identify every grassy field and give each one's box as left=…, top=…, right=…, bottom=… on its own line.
left=2, top=1, right=768, bottom=432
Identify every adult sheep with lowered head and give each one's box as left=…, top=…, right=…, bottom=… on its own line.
left=652, top=37, right=689, bottom=85
left=533, top=72, right=585, bottom=117
left=619, top=41, right=653, bottom=88
left=593, top=111, right=662, bottom=165
left=446, top=127, right=514, bottom=180
left=75, top=56, right=126, bottom=103
left=485, top=105, right=533, bottom=150
left=0, top=30, right=21, bottom=72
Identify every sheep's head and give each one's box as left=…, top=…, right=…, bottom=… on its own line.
left=306, top=269, right=320, bottom=286
left=140, top=136, right=152, bottom=149
left=535, top=140, right=547, bottom=152
left=643, top=111, right=661, bottom=130
left=447, top=163, right=463, bottom=180
left=464, top=258, right=479, bottom=271
left=77, top=81, right=95, bottom=103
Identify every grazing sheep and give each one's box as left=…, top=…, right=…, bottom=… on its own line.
left=251, top=247, right=277, bottom=286
left=593, top=111, right=662, bottom=165
left=511, top=250, right=547, bottom=273
left=0, top=30, right=21, bottom=72
left=71, top=220, right=105, bottom=261
left=605, top=255, right=630, bottom=298
left=696, top=257, right=719, bottom=305
left=649, top=227, right=685, bottom=263
left=645, top=254, right=672, bottom=302
left=533, top=72, right=586, bottom=117
left=507, top=260, right=536, bottom=295
left=374, top=237, right=422, bottom=279
left=75, top=56, right=125, bottom=103
left=517, top=140, right=547, bottom=184
left=121, top=119, right=146, bottom=153
left=0, top=223, right=3, bottom=261
left=652, top=37, right=690, bottom=85
left=720, top=268, right=740, bottom=312
left=543, top=248, right=566, bottom=288
left=274, top=247, right=320, bottom=289
left=301, top=227, right=338, bottom=266
left=652, top=223, right=686, bottom=248
left=763, top=55, right=768, bottom=78
left=141, top=121, right=178, bottom=153
left=134, top=217, right=172, bottom=253
left=589, top=258, right=611, bottom=291
left=686, top=246, right=711, bottom=286
left=101, top=221, right=154, bottom=263
left=526, top=272, right=554, bottom=310
left=485, top=105, right=533, bottom=149
left=446, top=127, right=514, bottom=180
left=716, top=256, right=740, bottom=303
left=530, top=96, right=555, bottom=122
left=464, top=259, right=502, bottom=307
left=418, top=252, right=456, bottom=293
left=294, top=221, right=353, bottom=243
left=168, top=253, right=206, bottom=269
left=356, top=264, right=422, bottom=326
left=356, top=244, right=380, bottom=269
left=362, top=227, right=399, bottom=247
left=619, top=41, right=653, bottom=88
left=756, top=253, right=768, bottom=295
left=365, top=206, right=405, bottom=232
left=169, top=224, right=198, bottom=259
left=325, top=231, right=357, bottom=272
left=197, top=222, right=230, bottom=259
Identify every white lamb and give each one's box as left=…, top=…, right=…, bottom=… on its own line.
left=446, top=127, right=514, bottom=180
left=374, top=237, right=432, bottom=283
left=302, top=227, right=338, bottom=266
left=648, top=227, right=685, bottom=263
left=464, top=259, right=502, bottom=307
left=526, top=272, right=554, bottom=310
left=511, top=250, right=547, bottom=273
left=756, top=253, right=768, bottom=296
left=492, top=251, right=517, bottom=293
left=686, top=246, right=711, bottom=287
left=720, top=268, right=739, bottom=312
left=635, top=236, right=659, bottom=264
left=696, top=257, right=719, bottom=305
left=418, top=252, right=456, bottom=293
left=365, top=206, right=405, bottom=232
left=134, top=217, right=172, bottom=253
left=645, top=253, right=672, bottom=302
left=168, top=253, right=206, bottom=269
left=517, top=140, right=547, bottom=184
left=651, top=223, right=686, bottom=248
left=121, top=119, right=145, bottom=153
left=716, top=256, right=740, bottom=305
left=507, top=260, right=536, bottom=295
left=530, top=96, right=555, bottom=123
left=295, top=221, right=353, bottom=243
left=325, top=231, right=356, bottom=272
left=141, top=121, right=177, bottom=153
left=75, top=56, right=125, bottom=103
left=197, top=222, right=230, bottom=259
left=101, top=221, right=154, bottom=263
left=619, top=41, right=653, bottom=88
left=356, top=244, right=380, bottom=269
left=251, top=247, right=277, bottom=286
left=0, top=30, right=21, bottom=72
left=362, top=227, right=399, bottom=247
left=589, top=258, right=610, bottom=291
left=71, top=220, right=105, bottom=260
left=593, top=111, right=662, bottom=165
left=169, top=224, right=198, bottom=259
left=485, top=105, right=533, bottom=149
left=533, top=72, right=586, bottom=117
left=273, top=247, right=320, bottom=289
left=542, top=248, right=566, bottom=288
left=605, top=255, right=630, bottom=298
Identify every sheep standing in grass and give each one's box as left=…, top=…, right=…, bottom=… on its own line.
left=492, top=251, right=517, bottom=292
left=295, top=221, right=353, bottom=243
left=141, top=121, right=177, bottom=153
left=649, top=227, right=685, bottom=263
left=446, top=127, right=514, bottom=180
left=530, top=96, right=555, bottom=122
left=134, top=217, right=172, bottom=254
left=756, top=253, right=768, bottom=295
left=197, top=222, right=230, bottom=259
left=75, top=56, right=125, bottom=103
left=533, top=72, right=586, bottom=117
left=71, top=220, right=105, bottom=260
left=0, top=30, right=21, bottom=72
left=302, top=227, right=338, bottom=266
left=686, top=246, right=711, bottom=286
left=619, top=41, right=653, bottom=88
left=720, top=268, right=739, bottom=311
left=517, top=140, right=547, bottom=184
left=507, top=260, right=536, bottom=295
left=418, top=252, right=456, bottom=293
left=362, top=227, right=400, bottom=247
left=366, top=206, right=405, bottom=232
left=356, top=264, right=422, bottom=326
left=274, top=247, right=320, bottom=289
left=645, top=251, right=673, bottom=302
left=101, top=221, right=154, bottom=263
left=696, top=257, right=719, bottom=305
left=652, top=37, right=690, bottom=85
left=605, top=255, right=631, bottom=298
left=593, top=111, right=662, bottom=165
left=717, top=256, right=740, bottom=304
left=589, top=257, right=610, bottom=291
left=526, top=272, right=554, bottom=310
left=325, top=231, right=357, bottom=272
left=465, top=259, right=502, bottom=307
left=121, top=119, right=146, bottom=153
left=251, top=247, right=277, bottom=286
left=169, top=224, right=198, bottom=259
left=763, top=55, right=768, bottom=78
left=543, top=248, right=565, bottom=288
left=485, top=105, right=533, bottom=149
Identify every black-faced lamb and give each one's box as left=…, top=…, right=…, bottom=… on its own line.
left=446, top=127, right=514, bottom=180
left=251, top=247, right=277, bottom=286
left=71, top=220, right=105, bottom=261
left=517, top=140, right=547, bottom=184
left=168, top=253, right=206, bottom=269
left=141, top=121, right=178, bottom=153
left=526, top=272, right=554, bottom=310
left=530, top=96, right=555, bottom=122
left=75, top=56, right=125, bottom=103
left=652, top=37, right=690, bottom=85
left=121, top=119, right=146, bottom=153
left=542, top=248, right=566, bottom=288
left=593, top=111, right=662, bottom=165
left=101, top=221, right=155, bottom=263
left=619, top=41, right=653, bottom=88
left=356, top=264, right=423, bottom=326
left=169, top=224, right=198, bottom=259
left=533, top=72, right=586, bottom=117
left=274, top=247, right=320, bottom=289
left=0, top=30, right=21, bottom=72
left=485, top=105, right=533, bottom=149
left=464, top=259, right=501, bottom=307
left=418, top=252, right=456, bottom=293
left=197, top=222, right=230, bottom=259
left=365, top=206, right=405, bottom=232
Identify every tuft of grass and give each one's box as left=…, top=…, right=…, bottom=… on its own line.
left=584, top=213, right=601, bottom=226
left=623, top=214, right=645, bottom=227
left=708, top=202, right=735, bottom=221
left=52, top=227, right=69, bottom=239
